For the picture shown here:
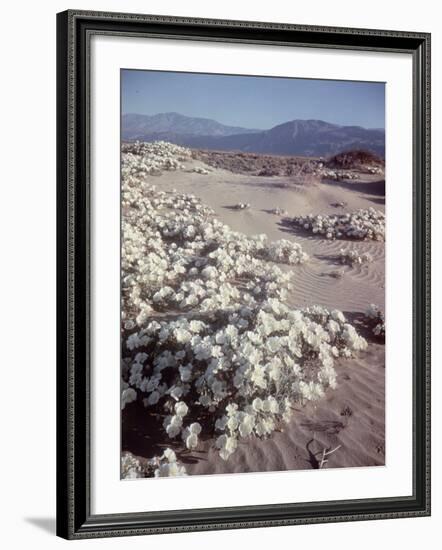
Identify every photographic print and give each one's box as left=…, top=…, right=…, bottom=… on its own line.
left=57, top=12, right=430, bottom=538
left=120, top=70, right=386, bottom=479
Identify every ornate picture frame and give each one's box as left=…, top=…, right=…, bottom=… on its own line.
left=56, top=9, right=430, bottom=539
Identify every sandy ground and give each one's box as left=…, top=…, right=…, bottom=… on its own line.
left=122, top=157, right=385, bottom=474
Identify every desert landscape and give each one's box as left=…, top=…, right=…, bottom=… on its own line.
left=120, top=138, right=385, bottom=479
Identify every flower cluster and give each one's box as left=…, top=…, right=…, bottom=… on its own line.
left=193, top=166, right=210, bottom=175
left=339, top=248, right=373, bottom=266
left=124, top=300, right=367, bottom=462
left=320, top=169, right=360, bottom=181
left=365, top=303, right=385, bottom=339
left=153, top=448, right=188, bottom=478
left=366, top=166, right=384, bottom=175
left=269, top=207, right=288, bottom=216
left=121, top=452, right=145, bottom=479
left=264, top=239, right=308, bottom=265
left=291, top=208, right=385, bottom=241
left=181, top=422, right=202, bottom=450
left=122, top=141, right=191, bottom=178
left=121, top=449, right=188, bottom=479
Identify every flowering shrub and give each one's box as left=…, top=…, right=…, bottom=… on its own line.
left=193, top=167, right=210, bottom=175
left=320, top=169, right=359, bottom=181
left=366, top=166, right=384, bottom=175
left=365, top=304, right=385, bottom=339
left=291, top=208, right=385, bottom=241
left=121, top=452, right=145, bottom=479
left=121, top=449, right=187, bottom=479
left=124, top=303, right=368, bottom=463
left=339, top=248, right=373, bottom=266
left=121, top=141, right=369, bottom=471
left=153, top=448, right=188, bottom=477
left=269, top=207, right=288, bottom=216
left=122, top=141, right=191, bottom=178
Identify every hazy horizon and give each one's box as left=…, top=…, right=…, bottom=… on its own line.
left=122, top=69, right=385, bottom=130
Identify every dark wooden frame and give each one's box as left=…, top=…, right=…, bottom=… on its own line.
left=56, top=9, right=431, bottom=540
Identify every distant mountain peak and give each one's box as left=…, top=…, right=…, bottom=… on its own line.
left=122, top=113, right=385, bottom=157
left=122, top=112, right=260, bottom=138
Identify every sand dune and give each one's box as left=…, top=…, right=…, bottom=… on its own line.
left=122, top=156, right=385, bottom=475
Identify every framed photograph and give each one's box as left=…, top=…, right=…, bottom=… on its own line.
left=56, top=10, right=431, bottom=539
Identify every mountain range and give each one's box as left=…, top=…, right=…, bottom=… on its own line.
left=122, top=112, right=385, bottom=157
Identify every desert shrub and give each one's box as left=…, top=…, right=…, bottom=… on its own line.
left=339, top=249, right=373, bottom=266
left=365, top=304, right=385, bottom=339
left=121, top=449, right=187, bottom=479
left=269, top=207, right=288, bottom=216
left=326, top=150, right=384, bottom=169
left=258, top=168, right=279, bottom=177
left=125, top=303, right=367, bottom=463
left=291, top=208, right=385, bottom=241
left=290, top=164, right=320, bottom=186
left=122, top=141, right=191, bottom=178
left=193, top=166, right=210, bottom=175
left=320, top=169, right=359, bottom=181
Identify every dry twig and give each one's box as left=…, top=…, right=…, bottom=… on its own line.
left=319, top=444, right=342, bottom=469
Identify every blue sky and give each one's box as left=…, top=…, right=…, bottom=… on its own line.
left=122, top=69, right=385, bottom=130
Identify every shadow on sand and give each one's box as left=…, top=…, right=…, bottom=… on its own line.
left=122, top=402, right=215, bottom=467
left=343, top=310, right=385, bottom=344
